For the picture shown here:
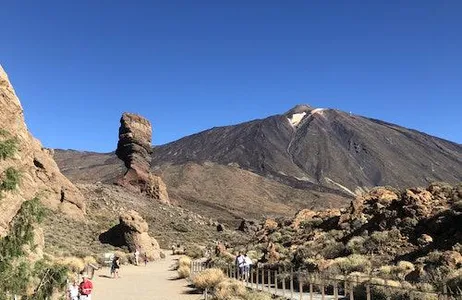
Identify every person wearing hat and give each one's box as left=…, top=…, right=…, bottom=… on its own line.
left=79, top=274, right=93, bottom=300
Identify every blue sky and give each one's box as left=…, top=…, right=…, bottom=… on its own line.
left=2, top=1, right=461, bottom=152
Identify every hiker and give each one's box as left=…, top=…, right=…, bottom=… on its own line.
left=79, top=275, right=93, bottom=300
left=134, top=247, right=140, bottom=265
left=144, top=252, right=148, bottom=266
left=111, top=256, right=121, bottom=278
left=66, top=280, right=79, bottom=300
left=243, top=253, right=253, bottom=281
left=235, top=252, right=245, bottom=280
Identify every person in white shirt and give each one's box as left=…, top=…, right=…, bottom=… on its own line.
left=66, top=280, right=79, bottom=300
left=243, top=253, right=253, bottom=281
left=235, top=252, right=245, bottom=280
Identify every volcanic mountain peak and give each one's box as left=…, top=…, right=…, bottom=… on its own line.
left=285, top=104, right=327, bottom=127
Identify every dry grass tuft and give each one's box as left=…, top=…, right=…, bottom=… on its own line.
left=55, top=256, right=85, bottom=273
left=178, top=265, right=191, bottom=278
left=192, top=268, right=226, bottom=289
left=214, top=279, right=247, bottom=300
left=178, top=256, right=192, bottom=269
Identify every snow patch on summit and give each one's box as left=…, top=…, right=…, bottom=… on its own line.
left=288, top=112, right=306, bottom=126
left=287, top=108, right=326, bottom=127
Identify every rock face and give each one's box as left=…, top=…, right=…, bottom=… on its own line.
left=99, top=210, right=161, bottom=260
left=0, top=65, right=85, bottom=237
left=115, top=113, right=169, bottom=203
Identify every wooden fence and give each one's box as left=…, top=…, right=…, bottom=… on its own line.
left=190, top=261, right=461, bottom=300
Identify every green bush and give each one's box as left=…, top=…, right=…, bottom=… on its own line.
left=0, top=198, right=68, bottom=299
left=1, top=167, right=21, bottom=192
left=185, top=244, right=203, bottom=259
left=0, top=138, right=18, bottom=160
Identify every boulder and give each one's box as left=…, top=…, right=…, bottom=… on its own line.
left=263, top=218, right=278, bottom=231
left=364, top=187, right=400, bottom=205
left=99, top=210, right=161, bottom=261
left=115, top=113, right=169, bottom=204
left=417, top=234, right=433, bottom=246
left=216, top=223, right=225, bottom=232
left=237, top=219, right=260, bottom=234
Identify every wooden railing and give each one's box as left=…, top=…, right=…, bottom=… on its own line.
left=190, top=261, right=461, bottom=300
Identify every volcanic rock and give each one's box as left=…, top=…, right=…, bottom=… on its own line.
left=0, top=65, right=85, bottom=237
left=115, top=113, right=169, bottom=204
left=99, top=210, right=161, bottom=260
left=237, top=219, right=260, bottom=234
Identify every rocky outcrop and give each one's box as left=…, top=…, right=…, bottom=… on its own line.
left=0, top=65, right=85, bottom=237
left=99, top=210, right=161, bottom=260
left=116, top=113, right=153, bottom=176
left=115, top=113, right=169, bottom=204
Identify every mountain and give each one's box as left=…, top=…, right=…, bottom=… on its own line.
left=152, top=104, right=462, bottom=195
left=54, top=105, right=461, bottom=224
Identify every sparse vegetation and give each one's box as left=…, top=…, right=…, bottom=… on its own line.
left=0, top=198, right=69, bottom=299
left=0, top=167, right=21, bottom=192
left=0, top=137, right=18, bottom=160
left=192, top=268, right=226, bottom=290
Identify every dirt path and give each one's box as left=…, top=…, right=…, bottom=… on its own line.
left=92, top=253, right=201, bottom=300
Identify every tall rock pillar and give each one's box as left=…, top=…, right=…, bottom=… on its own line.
left=115, top=113, right=169, bottom=204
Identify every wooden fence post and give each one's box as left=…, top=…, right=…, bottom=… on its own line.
left=321, top=277, right=325, bottom=300
left=261, top=267, right=265, bottom=291
left=344, top=275, right=348, bottom=297
left=250, top=266, right=254, bottom=289
left=282, top=269, right=286, bottom=297
left=334, top=281, right=339, bottom=300
left=290, top=267, right=294, bottom=299
left=309, top=274, right=313, bottom=300
left=299, top=270, right=303, bottom=300
left=385, top=279, right=391, bottom=300
left=274, top=269, right=278, bottom=295
left=267, top=269, right=271, bottom=292
left=443, top=283, right=448, bottom=300
left=349, top=277, right=354, bottom=300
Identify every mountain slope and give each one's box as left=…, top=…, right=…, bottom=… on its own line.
left=152, top=105, right=462, bottom=195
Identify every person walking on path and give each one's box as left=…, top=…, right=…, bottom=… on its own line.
left=235, top=252, right=245, bottom=280
left=79, top=275, right=93, bottom=300
left=111, top=256, right=121, bottom=278
left=243, top=253, right=253, bottom=282
left=66, top=280, right=79, bottom=300
left=134, top=248, right=140, bottom=265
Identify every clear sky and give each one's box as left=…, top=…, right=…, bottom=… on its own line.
left=2, top=1, right=461, bottom=152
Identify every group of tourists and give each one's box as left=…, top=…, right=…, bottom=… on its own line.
left=235, top=252, right=253, bottom=281
left=66, top=275, right=93, bottom=300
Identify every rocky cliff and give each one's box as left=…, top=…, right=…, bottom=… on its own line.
left=115, top=112, right=169, bottom=204
left=0, top=65, right=85, bottom=237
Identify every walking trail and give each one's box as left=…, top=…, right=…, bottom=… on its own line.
left=92, top=253, right=201, bottom=300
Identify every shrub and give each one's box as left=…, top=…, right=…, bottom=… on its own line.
left=178, top=256, right=192, bottom=269
left=55, top=256, right=85, bottom=273
left=178, top=265, right=191, bottom=278
left=214, top=279, right=246, bottom=300
left=321, top=241, right=345, bottom=259
left=346, top=236, right=366, bottom=254
left=0, top=198, right=68, bottom=298
left=332, top=255, right=371, bottom=274
left=1, top=167, right=21, bottom=191
left=185, top=244, right=203, bottom=259
left=192, top=268, right=226, bottom=289
left=452, top=200, right=462, bottom=212
left=83, top=256, right=97, bottom=266
left=244, top=291, right=273, bottom=300
left=0, top=138, right=18, bottom=160
left=395, top=261, right=415, bottom=280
